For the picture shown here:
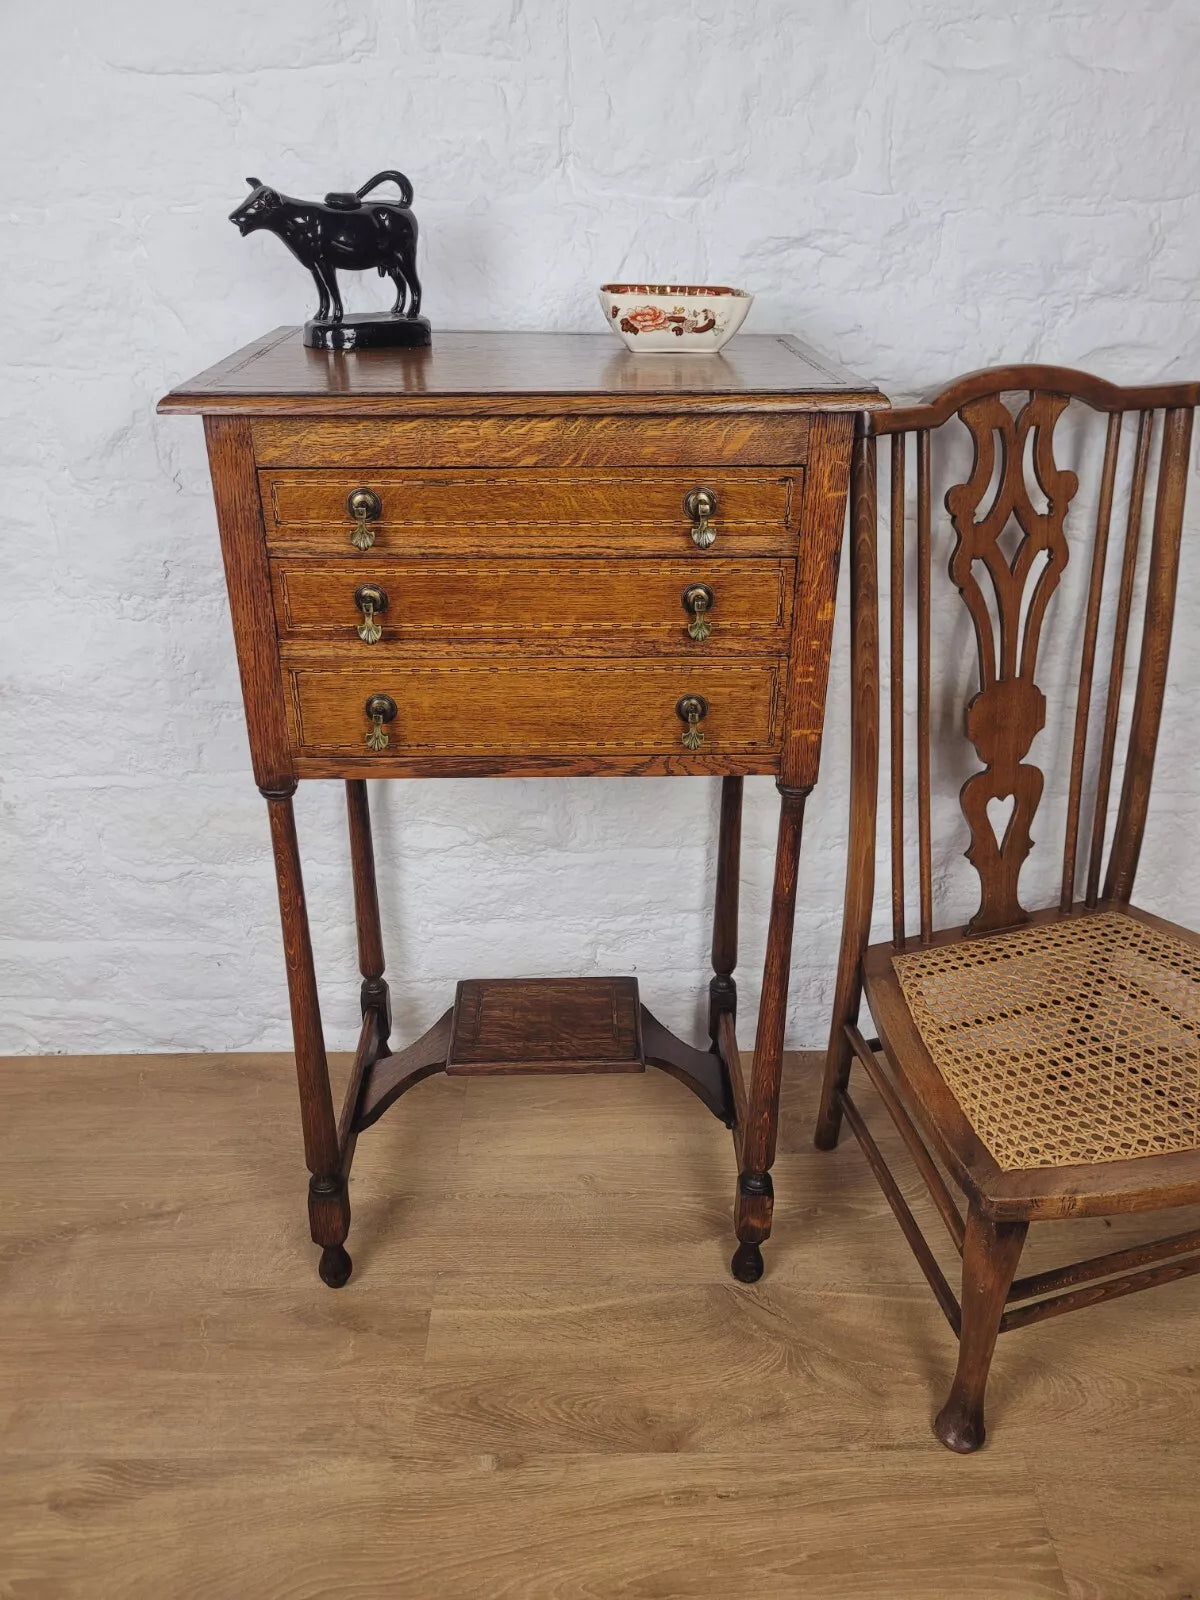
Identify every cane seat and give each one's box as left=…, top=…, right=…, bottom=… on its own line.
left=883, top=908, right=1200, bottom=1173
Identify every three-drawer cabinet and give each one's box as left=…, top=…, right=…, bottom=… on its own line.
left=161, top=328, right=884, bottom=1288
left=261, top=457, right=799, bottom=766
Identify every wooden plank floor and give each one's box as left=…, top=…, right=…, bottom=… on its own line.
left=2, top=1047, right=1199, bottom=1599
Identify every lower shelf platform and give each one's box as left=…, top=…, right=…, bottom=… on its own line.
left=353, top=975, right=736, bottom=1132
left=449, top=976, right=643, bottom=1075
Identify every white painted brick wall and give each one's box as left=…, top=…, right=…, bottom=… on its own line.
left=2, top=1, right=1199, bottom=1056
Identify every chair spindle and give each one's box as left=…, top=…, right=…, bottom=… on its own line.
left=1060, top=410, right=1122, bottom=909
left=916, top=427, right=933, bottom=942
left=1106, top=405, right=1196, bottom=901
left=1086, top=409, right=1153, bottom=904
left=890, top=432, right=907, bottom=945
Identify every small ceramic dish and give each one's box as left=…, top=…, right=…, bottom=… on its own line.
left=598, top=283, right=753, bottom=354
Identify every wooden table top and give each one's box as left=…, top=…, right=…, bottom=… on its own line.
left=159, top=327, right=884, bottom=416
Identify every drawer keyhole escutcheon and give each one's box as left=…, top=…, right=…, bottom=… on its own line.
left=681, top=583, right=715, bottom=641
left=364, top=693, right=397, bottom=751
left=684, top=487, right=717, bottom=548
left=676, top=694, right=709, bottom=751
left=354, top=583, right=389, bottom=644
left=347, top=487, right=382, bottom=551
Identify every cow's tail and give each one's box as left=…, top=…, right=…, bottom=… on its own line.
left=356, top=170, right=414, bottom=207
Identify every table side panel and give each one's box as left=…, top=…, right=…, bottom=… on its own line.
left=780, top=410, right=856, bottom=790
left=203, top=415, right=294, bottom=793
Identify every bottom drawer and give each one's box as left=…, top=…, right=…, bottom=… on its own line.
left=285, top=659, right=785, bottom=758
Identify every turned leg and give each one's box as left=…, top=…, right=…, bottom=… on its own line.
left=731, top=783, right=810, bottom=1283
left=346, top=779, right=391, bottom=1049
left=934, top=1205, right=1027, bottom=1452
left=264, top=786, right=352, bottom=1288
left=709, top=775, right=743, bottom=1046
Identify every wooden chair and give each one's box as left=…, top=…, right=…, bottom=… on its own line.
left=815, top=365, right=1200, bottom=1451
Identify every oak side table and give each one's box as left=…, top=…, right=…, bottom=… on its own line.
left=160, top=329, right=883, bottom=1287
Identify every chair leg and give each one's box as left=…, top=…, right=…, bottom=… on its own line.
left=345, top=779, right=391, bottom=1047
left=814, top=426, right=880, bottom=1150
left=264, top=787, right=352, bottom=1288
left=731, top=783, right=809, bottom=1283
left=813, top=988, right=859, bottom=1150
left=934, top=1204, right=1027, bottom=1453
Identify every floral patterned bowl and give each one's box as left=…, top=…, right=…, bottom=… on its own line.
left=598, top=284, right=753, bottom=354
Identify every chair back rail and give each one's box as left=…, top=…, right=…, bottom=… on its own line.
left=854, top=366, right=1197, bottom=947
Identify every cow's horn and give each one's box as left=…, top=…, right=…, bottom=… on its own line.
left=245, top=176, right=262, bottom=188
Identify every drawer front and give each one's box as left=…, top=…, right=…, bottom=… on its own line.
left=252, top=414, right=810, bottom=469
left=285, top=660, right=785, bottom=758
left=260, top=467, right=801, bottom=557
left=271, top=557, right=794, bottom=655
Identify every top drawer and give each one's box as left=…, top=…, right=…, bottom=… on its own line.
left=260, top=467, right=802, bottom=557
left=251, top=414, right=810, bottom=469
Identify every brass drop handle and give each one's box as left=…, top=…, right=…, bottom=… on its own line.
left=681, top=583, right=715, bottom=642
left=684, top=487, right=717, bottom=549
left=347, top=487, right=382, bottom=551
left=676, top=694, right=709, bottom=751
left=354, top=583, right=388, bottom=644
left=364, top=693, right=397, bottom=751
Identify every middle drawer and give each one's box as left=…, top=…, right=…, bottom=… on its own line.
left=271, top=557, right=794, bottom=656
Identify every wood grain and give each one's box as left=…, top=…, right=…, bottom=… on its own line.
left=817, top=372, right=1200, bottom=1456
left=202, top=416, right=293, bottom=791
left=708, top=775, right=743, bottom=1042
left=446, top=977, right=643, bottom=1075
left=778, top=411, right=855, bottom=788
left=814, top=426, right=879, bottom=1151
left=5, top=1050, right=1198, bottom=1598
left=263, top=793, right=339, bottom=1184
left=174, top=328, right=866, bottom=1331
left=1060, top=410, right=1121, bottom=910
left=344, top=777, right=390, bottom=1044
left=158, top=326, right=883, bottom=416
left=253, top=414, right=812, bottom=467
left=1105, top=404, right=1195, bottom=899
left=260, top=465, right=801, bottom=556
left=284, top=658, right=787, bottom=760
left=291, top=747, right=783, bottom=780
left=943, top=393, right=1077, bottom=932
left=271, top=555, right=794, bottom=654
left=1086, top=410, right=1153, bottom=905
left=869, top=361, right=1200, bottom=435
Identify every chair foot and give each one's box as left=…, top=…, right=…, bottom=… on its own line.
left=813, top=1046, right=850, bottom=1150
left=730, top=1241, right=764, bottom=1283
left=932, top=1398, right=985, bottom=1454
left=932, top=1208, right=1027, bottom=1454
left=318, top=1243, right=353, bottom=1288
left=812, top=1116, right=841, bottom=1151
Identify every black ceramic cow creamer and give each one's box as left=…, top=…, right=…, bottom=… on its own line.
left=230, top=170, right=432, bottom=350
